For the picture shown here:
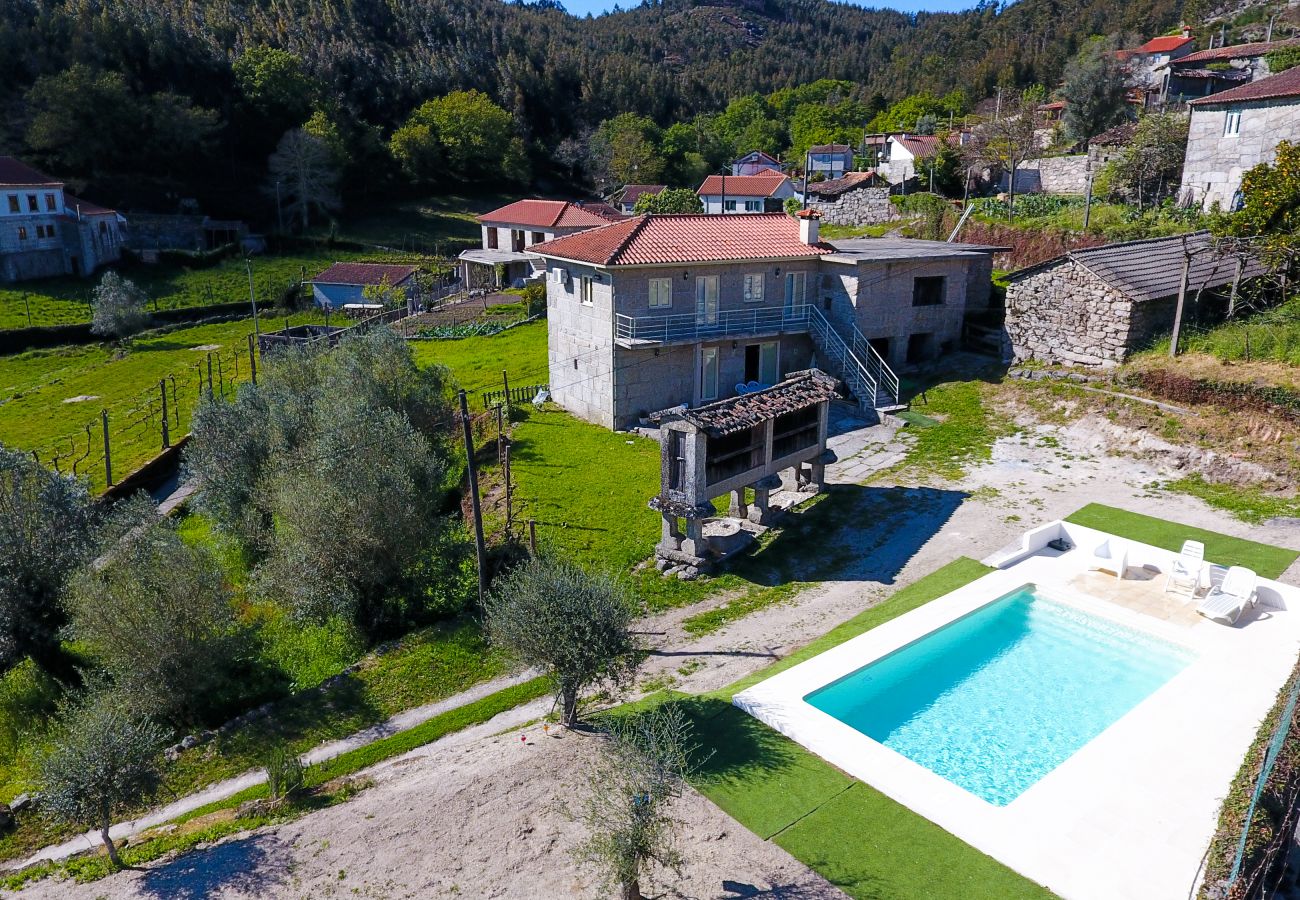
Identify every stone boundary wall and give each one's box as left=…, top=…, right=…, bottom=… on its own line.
left=1001, top=155, right=1090, bottom=195
left=805, top=187, right=895, bottom=226
left=1005, top=261, right=1141, bottom=366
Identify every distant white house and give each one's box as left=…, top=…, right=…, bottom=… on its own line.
left=877, top=135, right=942, bottom=185
left=458, top=199, right=623, bottom=287
left=1179, top=66, right=1300, bottom=212
left=697, top=174, right=797, bottom=214
left=805, top=144, right=854, bottom=178
left=310, top=263, right=419, bottom=310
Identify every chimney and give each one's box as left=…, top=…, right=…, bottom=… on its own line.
left=796, top=208, right=820, bottom=245
left=1182, top=24, right=1192, bottom=39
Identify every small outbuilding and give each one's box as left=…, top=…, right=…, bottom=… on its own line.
left=310, top=262, right=419, bottom=310
left=803, top=172, right=892, bottom=226
left=1004, top=232, right=1265, bottom=366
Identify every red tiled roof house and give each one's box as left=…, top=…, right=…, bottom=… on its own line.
left=309, top=262, right=420, bottom=309
left=458, top=199, right=623, bottom=289
left=527, top=212, right=1002, bottom=428
left=0, top=157, right=125, bottom=283
left=1179, top=66, right=1300, bottom=212
left=696, top=174, right=797, bottom=215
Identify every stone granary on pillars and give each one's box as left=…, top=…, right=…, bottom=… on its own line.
left=649, top=368, right=839, bottom=577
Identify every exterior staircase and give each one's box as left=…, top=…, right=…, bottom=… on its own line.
left=807, top=306, right=906, bottom=421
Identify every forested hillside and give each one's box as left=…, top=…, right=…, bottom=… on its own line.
left=0, top=0, right=1185, bottom=214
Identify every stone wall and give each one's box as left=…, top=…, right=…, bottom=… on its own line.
left=1005, top=261, right=1140, bottom=366
left=805, top=187, right=895, bottom=226
left=1180, top=98, right=1300, bottom=211
left=1001, top=155, right=1090, bottom=194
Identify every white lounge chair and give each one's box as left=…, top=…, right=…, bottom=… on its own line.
left=1197, top=566, right=1259, bottom=625
left=1089, top=539, right=1128, bottom=579
left=1164, top=540, right=1205, bottom=597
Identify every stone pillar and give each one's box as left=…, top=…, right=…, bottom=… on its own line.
left=659, top=514, right=682, bottom=551
left=748, top=474, right=783, bottom=525
left=808, top=449, right=837, bottom=494
left=681, top=518, right=705, bottom=558
left=728, top=488, right=748, bottom=519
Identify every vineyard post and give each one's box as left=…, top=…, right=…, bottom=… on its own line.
left=496, top=403, right=504, bottom=468
left=159, top=380, right=170, bottom=449
left=22, top=292, right=31, bottom=328
left=504, top=442, right=513, bottom=536
left=207, top=353, right=215, bottom=399
left=101, top=410, right=112, bottom=486
left=248, top=333, right=258, bottom=385
left=459, top=390, right=487, bottom=605
left=502, top=370, right=511, bottom=414
left=528, top=519, right=537, bottom=556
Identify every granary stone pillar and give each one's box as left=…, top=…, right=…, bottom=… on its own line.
left=729, top=488, right=748, bottom=519
left=749, top=474, right=783, bottom=525
left=659, top=513, right=682, bottom=552
left=807, top=449, right=838, bottom=494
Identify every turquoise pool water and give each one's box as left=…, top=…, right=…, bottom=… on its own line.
left=804, top=587, right=1194, bottom=806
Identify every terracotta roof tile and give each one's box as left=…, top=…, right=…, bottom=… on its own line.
left=674, top=369, right=839, bottom=437
left=696, top=174, right=792, bottom=197
left=808, top=144, right=852, bottom=154
left=1189, top=65, right=1300, bottom=105
left=312, top=263, right=418, bottom=286
left=477, top=199, right=618, bottom=229
left=0, top=157, right=62, bottom=187
left=529, top=213, right=831, bottom=266
left=1088, top=122, right=1138, bottom=147
left=1137, top=34, right=1194, bottom=54
left=893, top=135, right=941, bottom=158
left=807, top=171, right=882, bottom=197
left=64, top=194, right=116, bottom=216
left=620, top=184, right=667, bottom=205
left=1176, top=38, right=1300, bottom=65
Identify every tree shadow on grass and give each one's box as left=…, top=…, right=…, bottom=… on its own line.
left=136, top=833, right=290, bottom=899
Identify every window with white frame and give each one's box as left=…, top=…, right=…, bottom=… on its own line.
left=723, top=200, right=737, bottom=212
left=648, top=277, right=672, bottom=309
left=744, top=200, right=762, bottom=212
left=1224, top=110, right=1242, bottom=136
left=579, top=275, right=594, bottom=305
left=743, top=273, right=764, bottom=303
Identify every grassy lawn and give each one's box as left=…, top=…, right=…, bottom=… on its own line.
left=0, top=250, right=375, bottom=331
left=309, top=194, right=508, bottom=252
left=0, top=313, right=324, bottom=491
left=1065, top=503, right=1299, bottom=579
left=410, top=320, right=549, bottom=398
left=1165, top=474, right=1300, bottom=527
left=880, top=377, right=1015, bottom=481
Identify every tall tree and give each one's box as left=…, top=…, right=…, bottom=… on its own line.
left=1060, top=36, right=1131, bottom=144
left=232, top=47, right=316, bottom=126
left=595, top=113, right=665, bottom=187
left=0, top=448, right=94, bottom=682
left=267, top=128, right=341, bottom=231
left=425, top=90, right=520, bottom=181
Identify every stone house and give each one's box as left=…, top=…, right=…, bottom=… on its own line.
left=1161, top=38, right=1300, bottom=104
left=1179, top=66, right=1300, bottom=212
left=1004, top=232, right=1265, bottom=366
left=457, top=199, right=622, bottom=288
left=1087, top=123, right=1137, bottom=173
left=803, top=172, right=893, bottom=226
left=310, top=262, right=419, bottom=310
left=877, top=135, right=941, bottom=185
left=697, top=174, right=797, bottom=214
left=528, top=211, right=1002, bottom=429
left=0, top=157, right=124, bottom=283
left=731, top=150, right=784, bottom=176
left=1120, top=29, right=1196, bottom=97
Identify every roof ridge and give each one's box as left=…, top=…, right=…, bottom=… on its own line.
left=607, top=215, right=653, bottom=265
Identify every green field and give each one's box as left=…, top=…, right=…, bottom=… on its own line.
left=0, top=313, right=324, bottom=490
left=0, top=250, right=378, bottom=331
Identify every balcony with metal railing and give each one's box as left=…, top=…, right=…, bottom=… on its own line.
left=614, top=303, right=811, bottom=348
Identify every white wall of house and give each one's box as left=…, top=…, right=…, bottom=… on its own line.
left=1180, top=96, right=1300, bottom=211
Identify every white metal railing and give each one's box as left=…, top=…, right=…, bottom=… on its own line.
left=807, top=307, right=902, bottom=411
left=614, top=303, right=811, bottom=345
left=843, top=319, right=902, bottom=405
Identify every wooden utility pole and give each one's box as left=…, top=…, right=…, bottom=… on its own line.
left=1083, top=170, right=1095, bottom=231
left=1169, top=240, right=1193, bottom=358
left=459, top=390, right=487, bottom=604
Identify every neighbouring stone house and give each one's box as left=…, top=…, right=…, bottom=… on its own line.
left=1004, top=232, right=1265, bottom=366
left=1001, top=155, right=1091, bottom=194
left=458, top=199, right=623, bottom=288
left=697, top=174, right=797, bottom=214
left=309, top=263, right=419, bottom=310
left=649, top=368, right=838, bottom=575
left=731, top=150, right=784, bottom=176
left=1160, top=38, right=1300, bottom=104
left=527, top=211, right=1003, bottom=429
left=803, top=172, right=893, bottom=226
left=1087, top=123, right=1137, bottom=173
left=1179, top=66, right=1300, bottom=212
left=615, top=184, right=667, bottom=214
left=0, top=157, right=125, bottom=283
left=1121, top=29, right=1196, bottom=100
left=876, top=135, right=942, bottom=185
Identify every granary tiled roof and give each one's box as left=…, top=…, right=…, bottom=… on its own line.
left=312, top=263, right=418, bottom=286
left=696, top=174, right=792, bottom=197
left=1189, top=65, right=1300, bottom=105
left=808, top=144, right=852, bottom=154
left=477, top=199, right=621, bottom=228
left=893, top=135, right=942, bottom=158
left=675, top=369, right=839, bottom=438
left=1175, top=37, right=1300, bottom=65
left=620, top=184, right=667, bottom=206
left=1008, top=232, right=1266, bottom=302
left=807, top=171, right=882, bottom=197
left=528, top=213, right=832, bottom=266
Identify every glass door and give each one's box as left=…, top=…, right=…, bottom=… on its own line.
left=784, top=271, right=806, bottom=316
left=695, top=276, right=719, bottom=328
left=700, top=347, right=719, bottom=401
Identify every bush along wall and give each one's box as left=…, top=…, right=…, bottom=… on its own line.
left=1129, top=371, right=1300, bottom=426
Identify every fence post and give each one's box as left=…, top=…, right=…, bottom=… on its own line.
left=170, top=376, right=179, bottom=427
left=504, top=442, right=513, bottom=537
left=529, top=519, right=537, bottom=556
left=459, top=391, right=487, bottom=605
left=248, top=333, right=258, bottom=385
left=207, top=353, right=215, bottom=399
left=159, top=380, right=170, bottom=450
left=502, top=370, right=511, bottom=415
left=496, top=403, right=504, bottom=468
left=101, top=409, right=112, bottom=486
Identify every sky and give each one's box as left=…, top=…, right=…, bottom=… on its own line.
left=564, top=0, right=982, bottom=17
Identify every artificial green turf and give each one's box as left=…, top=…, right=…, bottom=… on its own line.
left=1065, top=503, right=1298, bottom=579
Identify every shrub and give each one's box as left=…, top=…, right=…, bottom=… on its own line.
left=521, top=281, right=546, bottom=318
left=260, top=743, right=306, bottom=801
left=90, top=271, right=150, bottom=339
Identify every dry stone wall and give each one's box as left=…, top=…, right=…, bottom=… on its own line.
left=1001, top=155, right=1090, bottom=194
left=805, top=187, right=895, bottom=226
left=1005, top=262, right=1139, bottom=366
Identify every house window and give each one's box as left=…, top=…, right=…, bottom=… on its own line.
left=16, top=226, right=27, bottom=241
left=486, top=228, right=498, bottom=250
left=744, top=341, right=779, bottom=384
left=6, top=196, right=17, bottom=214
left=744, top=200, right=762, bottom=212
left=648, top=277, right=672, bottom=309
left=743, top=273, right=764, bottom=303
left=700, top=347, right=719, bottom=401
left=723, top=200, right=737, bottom=212
left=579, top=276, right=594, bottom=305
left=26, top=195, right=37, bottom=212
left=695, top=276, right=719, bottom=325
left=531, top=231, right=544, bottom=244
left=912, top=276, right=946, bottom=306
left=34, top=225, right=45, bottom=239
left=1224, top=110, right=1242, bottom=136
left=44, top=193, right=56, bottom=211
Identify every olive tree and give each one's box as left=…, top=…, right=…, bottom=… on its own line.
left=484, top=556, right=639, bottom=727
left=574, top=704, right=700, bottom=900
left=0, top=446, right=94, bottom=681
left=65, top=494, right=246, bottom=726
left=38, top=696, right=168, bottom=869
left=90, top=271, right=150, bottom=339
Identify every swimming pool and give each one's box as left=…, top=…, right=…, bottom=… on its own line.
left=804, top=586, right=1195, bottom=806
